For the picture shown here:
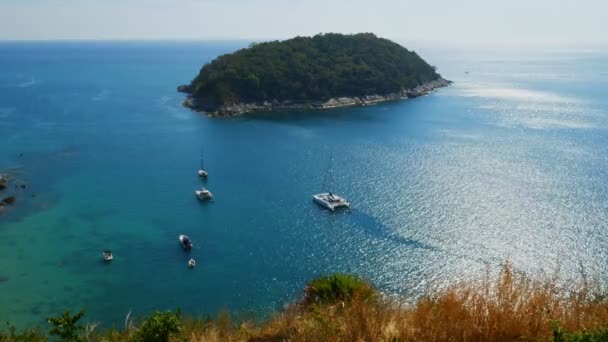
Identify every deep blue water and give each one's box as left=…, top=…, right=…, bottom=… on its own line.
left=0, top=42, right=607, bottom=328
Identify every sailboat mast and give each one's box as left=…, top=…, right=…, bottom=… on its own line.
left=322, top=150, right=333, bottom=192
left=200, top=147, right=205, bottom=170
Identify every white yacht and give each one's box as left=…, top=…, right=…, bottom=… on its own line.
left=313, top=192, right=350, bottom=211
left=195, top=187, right=213, bottom=200
left=102, top=250, right=113, bottom=262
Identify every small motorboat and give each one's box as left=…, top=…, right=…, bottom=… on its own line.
left=187, top=258, right=196, bottom=268
left=102, top=250, right=113, bottom=262
left=179, top=234, right=193, bottom=250
left=195, top=187, right=213, bottom=200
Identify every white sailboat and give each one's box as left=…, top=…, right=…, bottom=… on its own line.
left=195, top=149, right=212, bottom=200
left=198, top=153, right=208, bottom=178
left=195, top=186, right=213, bottom=200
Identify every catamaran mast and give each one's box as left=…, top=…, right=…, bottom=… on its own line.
left=322, top=150, right=333, bottom=192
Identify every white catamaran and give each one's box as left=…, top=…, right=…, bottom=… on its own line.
left=312, top=151, right=350, bottom=211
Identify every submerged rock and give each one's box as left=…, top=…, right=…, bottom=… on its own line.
left=2, top=196, right=16, bottom=205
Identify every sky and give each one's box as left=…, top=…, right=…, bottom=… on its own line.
left=0, top=0, right=606, bottom=46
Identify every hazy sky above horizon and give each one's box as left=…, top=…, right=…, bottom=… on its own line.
left=0, top=0, right=606, bottom=46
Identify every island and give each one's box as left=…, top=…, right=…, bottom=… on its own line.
left=179, top=33, right=451, bottom=116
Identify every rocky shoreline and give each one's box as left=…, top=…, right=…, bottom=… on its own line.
left=178, top=78, right=452, bottom=117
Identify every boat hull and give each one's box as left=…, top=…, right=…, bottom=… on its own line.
left=312, top=193, right=350, bottom=211
left=195, top=190, right=213, bottom=200
left=179, top=234, right=192, bottom=250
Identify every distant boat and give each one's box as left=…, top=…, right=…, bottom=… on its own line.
left=179, top=234, right=193, bottom=250
left=313, top=192, right=350, bottom=211
left=312, top=150, right=350, bottom=211
left=198, top=151, right=208, bottom=178
left=195, top=187, right=213, bottom=200
left=102, top=250, right=113, bottom=262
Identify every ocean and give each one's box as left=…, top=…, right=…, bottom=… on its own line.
left=0, top=41, right=607, bottom=328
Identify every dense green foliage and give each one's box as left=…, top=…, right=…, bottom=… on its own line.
left=186, top=33, right=441, bottom=108
left=303, top=273, right=377, bottom=306
left=131, top=310, right=182, bottom=342
left=47, top=310, right=85, bottom=342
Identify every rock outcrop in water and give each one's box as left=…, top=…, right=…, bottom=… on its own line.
left=2, top=196, right=16, bottom=205
left=179, top=33, right=451, bottom=116
left=0, top=172, right=29, bottom=215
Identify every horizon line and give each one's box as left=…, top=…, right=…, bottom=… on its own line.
left=0, top=37, right=606, bottom=49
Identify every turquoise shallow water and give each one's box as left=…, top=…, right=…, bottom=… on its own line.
left=0, top=42, right=607, bottom=328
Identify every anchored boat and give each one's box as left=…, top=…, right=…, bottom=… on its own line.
left=312, top=150, right=350, bottom=211
left=313, top=192, right=350, bottom=211
left=179, top=234, right=193, bottom=250
left=102, top=250, right=113, bottom=262
left=195, top=187, right=213, bottom=200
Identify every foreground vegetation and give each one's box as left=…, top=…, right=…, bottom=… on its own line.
left=2, top=264, right=608, bottom=341
left=182, top=33, right=442, bottom=109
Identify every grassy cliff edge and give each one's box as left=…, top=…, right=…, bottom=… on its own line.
left=3, top=263, right=608, bottom=341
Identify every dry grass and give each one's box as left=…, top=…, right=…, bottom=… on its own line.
left=2, top=263, right=608, bottom=341
left=180, top=262, right=608, bottom=342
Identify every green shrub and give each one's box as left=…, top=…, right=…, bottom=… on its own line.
left=551, top=321, right=608, bottom=342
left=303, top=273, right=376, bottom=307
left=131, top=310, right=182, bottom=342
left=47, top=310, right=85, bottom=342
